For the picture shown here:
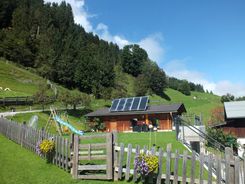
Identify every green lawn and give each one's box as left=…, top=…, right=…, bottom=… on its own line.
left=67, top=131, right=210, bottom=181
left=0, top=128, right=212, bottom=184
left=0, top=134, right=128, bottom=184
left=7, top=110, right=88, bottom=134
left=118, top=131, right=185, bottom=151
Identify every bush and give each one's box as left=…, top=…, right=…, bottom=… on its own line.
left=206, top=127, right=239, bottom=152
left=88, top=118, right=105, bottom=132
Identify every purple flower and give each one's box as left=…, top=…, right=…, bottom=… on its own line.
left=36, top=140, right=42, bottom=156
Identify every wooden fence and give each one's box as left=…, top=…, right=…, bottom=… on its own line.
left=0, top=96, right=34, bottom=106
left=1, top=117, right=245, bottom=183
left=71, top=133, right=114, bottom=180
left=0, top=117, right=70, bottom=172
left=113, top=142, right=245, bottom=184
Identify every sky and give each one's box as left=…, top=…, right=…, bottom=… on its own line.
left=44, top=0, right=245, bottom=97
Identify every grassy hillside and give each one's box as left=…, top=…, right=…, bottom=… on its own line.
left=0, top=59, right=75, bottom=99
left=149, top=89, right=222, bottom=124
left=1, top=58, right=221, bottom=123
left=0, top=59, right=42, bottom=97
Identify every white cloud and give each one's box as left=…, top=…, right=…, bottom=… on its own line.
left=138, top=34, right=165, bottom=65
left=214, top=81, right=245, bottom=97
left=164, top=60, right=245, bottom=97
left=95, top=23, right=130, bottom=48
left=44, top=0, right=165, bottom=64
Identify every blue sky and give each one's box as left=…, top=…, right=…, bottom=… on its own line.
left=45, top=0, right=245, bottom=96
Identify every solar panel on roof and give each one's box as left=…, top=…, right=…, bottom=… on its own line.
left=110, top=99, right=119, bottom=111
left=124, top=98, right=134, bottom=111
left=117, top=98, right=126, bottom=111
left=138, top=96, right=148, bottom=110
left=131, top=97, right=141, bottom=111
left=110, top=96, right=149, bottom=112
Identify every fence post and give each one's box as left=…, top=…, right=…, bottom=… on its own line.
left=166, top=144, right=172, bottom=184
left=72, top=134, right=79, bottom=179
left=106, top=133, right=113, bottom=180
left=234, top=156, right=240, bottom=184
left=225, top=147, right=234, bottom=184
left=112, top=131, right=118, bottom=181
left=156, top=148, right=164, bottom=184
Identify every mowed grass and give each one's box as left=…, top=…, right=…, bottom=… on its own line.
left=82, top=131, right=210, bottom=180
left=7, top=110, right=88, bottom=134
left=0, top=134, right=128, bottom=184
left=0, top=124, right=211, bottom=183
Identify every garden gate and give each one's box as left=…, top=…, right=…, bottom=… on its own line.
left=71, top=133, right=114, bottom=180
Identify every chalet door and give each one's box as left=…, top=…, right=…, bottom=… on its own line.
left=110, top=121, right=117, bottom=131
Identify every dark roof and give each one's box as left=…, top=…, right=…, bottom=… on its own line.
left=85, top=103, right=186, bottom=117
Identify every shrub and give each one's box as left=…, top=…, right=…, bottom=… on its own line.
left=206, top=127, right=239, bottom=152
left=88, top=118, right=105, bottom=132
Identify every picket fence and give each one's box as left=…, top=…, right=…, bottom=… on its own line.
left=0, top=117, right=70, bottom=171
left=1, top=117, right=245, bottom=184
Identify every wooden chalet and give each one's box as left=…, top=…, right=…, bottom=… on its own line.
left=85, top=96, right=186, bottom=132
left=214, top=101, right=245, bottom=138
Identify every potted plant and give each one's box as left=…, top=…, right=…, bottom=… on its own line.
left=134, top=153, right=158, bottom=184
left=36, top=138, right=55, bottom=163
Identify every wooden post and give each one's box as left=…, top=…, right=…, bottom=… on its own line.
left=166, top=144, right=172, bottom=184
left=243, top=158, right=245, bottom=184
left=72, top=134, right=79, bottom=179
left=190, top=151, right=196, bottom=184
left=62, top=137, right=65, bottom=169
left=106, top=133, right=113, bottom=180
left=216, top=155, right=221, bottom=184
left=199, top=152, right=204, bottom=184
left=156, top=148, right=164, bottom=184
left=234, top=157, right=240, bottom=184
left=173, top=150, right=179, bottom=184
left=118, top=143, right=125, bottom=180
left=112, top=131, right=118, bottom=181
left=133, top=145, right=140, bottom=182
left=208, top=154, right=212, bottom=184
left=225, top=147, right=234, bottom=183
left=65, top=139, right=69, bottom=171
left=182, top=151, right=188, bottom=184
left=125, top=144, right=132, bottom=181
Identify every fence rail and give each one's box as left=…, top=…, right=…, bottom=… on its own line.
left=0, top=96, right=34, bottom=106
left=71, top=133, right=113, bottom=180
left=0, top=117, right=70, bottom=171
left=1, top=118, right=245, bottom=183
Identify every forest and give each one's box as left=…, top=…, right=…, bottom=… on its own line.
left=0, top=0, right=204, bottom=99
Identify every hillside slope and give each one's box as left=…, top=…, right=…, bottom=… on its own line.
left=149, top=88, right=222, bottom=123
left=0, top=59, right=74, bottom=98
left=1, top=59, right=221, bottom=123
left=0, top=59, right=42, bottom=97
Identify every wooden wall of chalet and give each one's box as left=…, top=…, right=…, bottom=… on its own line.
left=220, top=118, right=245, bottom=138
left=102, top=113, right=172, bottom=132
